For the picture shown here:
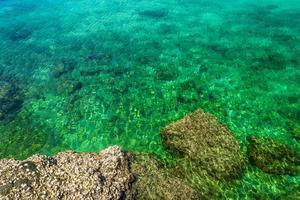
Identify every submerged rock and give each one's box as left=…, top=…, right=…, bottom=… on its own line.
left=247, top=136, right=300, bottom=175
left=0, top=146, right=133, bottom=199
left=162, top=109, right=245, bottom=180
left=0, top=80, right=23, bottom=120
left=128, top=153, right=201, bottom=200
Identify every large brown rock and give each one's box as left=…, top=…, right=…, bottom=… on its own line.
left=0, top=146, right=133, bottom=200
left=162, top=109, right=245, bottom=180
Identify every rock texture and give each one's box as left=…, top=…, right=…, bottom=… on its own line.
left=247, top=136, right=300, bottom=175
left=162, top=109, right=245, bottom=180
left=128, top=153, right=201, bottom=200
left=0, top=146, right=133, bottom=200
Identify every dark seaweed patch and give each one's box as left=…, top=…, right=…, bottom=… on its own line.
left=52, top=59, right=76, bottom=78
left=85, top=53, right=113, bottom=65
left=251, top=50, right=287, bottom=71
left=9, top=28, right=32, bottom=42
left=155, top=66, right=179, bottom=81
left=139, top=9, right=168, bottom=19
left=157, top=23, right=178, bottom=35
left=0, top=79, right=23, bottom=121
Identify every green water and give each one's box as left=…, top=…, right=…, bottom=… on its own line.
left=0, top=0, right=299, bottom=198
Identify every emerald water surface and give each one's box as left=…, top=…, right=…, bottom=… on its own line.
left=0, top=0, right=299, bottom=198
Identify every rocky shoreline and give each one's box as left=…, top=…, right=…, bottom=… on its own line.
left=0, top=146, right=132, bottom=200
left=1, top=109, right=299, bottom=199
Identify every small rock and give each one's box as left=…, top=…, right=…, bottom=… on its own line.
left=247, top=136, right=300, bottom=175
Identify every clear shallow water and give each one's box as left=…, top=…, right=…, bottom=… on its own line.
left=0, top=0, right=299, bottom=198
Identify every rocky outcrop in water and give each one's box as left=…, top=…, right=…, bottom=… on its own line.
left=0, top=146, right=133, bottom=199
left=162, top=109, right=246, bottom=180
left=247, top=136, right=300, bottom=175
left=0, top=109, right=246, bottom=199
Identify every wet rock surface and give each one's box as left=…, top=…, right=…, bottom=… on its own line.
left=247, top=136, right=300, bottom=175
left=162, top=109, right=246, bottom=180
left=0, top=146, right=133, bottom=200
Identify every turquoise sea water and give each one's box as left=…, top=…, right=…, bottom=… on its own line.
left=0, top=0, right=299, bottom=198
